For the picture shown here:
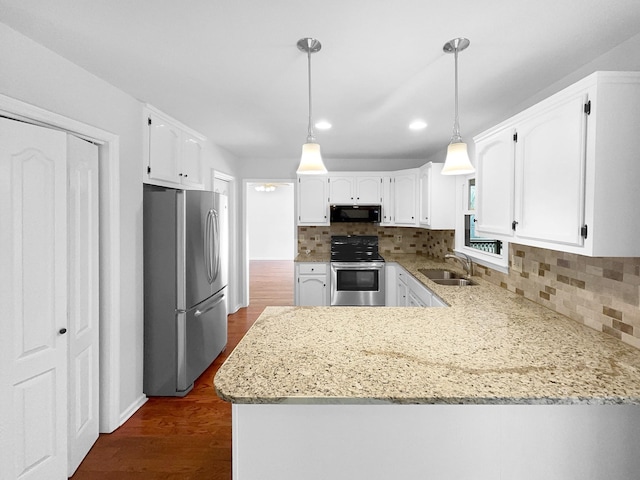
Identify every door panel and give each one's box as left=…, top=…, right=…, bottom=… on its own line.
left=148, top=114, right=180, bottom=184
left=183, top=190, right=215, bottom=309
left=516, top=94, right=587, bottom=245
left=0, top=117, right=68, bottom=479
left=67, top=135, right=100, bottom=476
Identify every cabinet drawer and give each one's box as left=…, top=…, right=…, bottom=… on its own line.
left=297, top=263, right=327, bottom=275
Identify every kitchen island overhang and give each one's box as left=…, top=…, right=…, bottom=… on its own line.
left=215, top=271, right=640, bottom=479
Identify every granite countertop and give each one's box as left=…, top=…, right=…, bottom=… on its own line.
left=215, top=255, right=640, bottom=405
left=294, top=252, right=330, bottom=262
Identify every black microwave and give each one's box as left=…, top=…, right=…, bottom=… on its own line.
left=330, top=205, right=381, bottom=223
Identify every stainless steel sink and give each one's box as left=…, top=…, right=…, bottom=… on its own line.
left=418, top=269, right=478, bottom=286
left=431, top=278, right=478, bottom=286
left=418, top=268, right=464, bottom=280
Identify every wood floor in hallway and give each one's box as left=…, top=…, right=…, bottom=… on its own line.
left=72, top=260, right=294, bottom=479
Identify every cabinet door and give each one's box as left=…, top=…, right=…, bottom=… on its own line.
left=396, top=268, right=408, bottom=306
left=475, top=127, right=516, bottom=237
left=297, top=276, right=327, bottom=306
left=356, top=176, right=382, bottom=204
left=180, top=134, right=204, bottom=189
left=418, top=165, right=432, bottom=226
left=381, top=176, right=394, bottom=225
left=394, top=173, right=417, bottom=225
left=148, top=114, right=181, bottom=185
left=515, top=93, right=587, bottom=246
left=329, top=176, right=354, bottom=203
left=297, top=176, right=329, bottom=225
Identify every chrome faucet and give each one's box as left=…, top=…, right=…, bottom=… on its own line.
left=444, top=252, right=473, bottom=277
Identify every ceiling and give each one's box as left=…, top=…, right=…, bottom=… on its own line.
left=2, top=0, right=640, bottom=165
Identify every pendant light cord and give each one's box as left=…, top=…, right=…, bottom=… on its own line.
left=306, top=44, right=316, bottom=143
left=451, top=47, right=462, bottom=143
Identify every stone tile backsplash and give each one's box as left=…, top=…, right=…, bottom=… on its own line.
left=474, top=243, right=640, bottom=350
left=297, top=225, right=455, bottom=260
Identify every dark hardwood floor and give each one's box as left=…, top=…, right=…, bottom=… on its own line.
left=72, top=260, right=294, bottom=479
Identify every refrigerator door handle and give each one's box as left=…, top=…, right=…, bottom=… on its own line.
left=204, top=209, right=214, bottom=284
left=194, top=291, right=226, bottom=317
left=212, top=209, right=221, bottom=281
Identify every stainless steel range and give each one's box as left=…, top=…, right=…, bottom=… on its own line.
left=330, top=235, right=385, bottom=306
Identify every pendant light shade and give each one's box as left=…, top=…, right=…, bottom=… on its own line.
left=299, top=142, right=325, bottom=173
left=441, top=37, right=475, bottom=176
left=296, top=38, right=328, bottom=175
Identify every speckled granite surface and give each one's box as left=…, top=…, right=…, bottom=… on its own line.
left=294, top=253, right=330, bottom=262
left=215, top=255, right=640, bottom=405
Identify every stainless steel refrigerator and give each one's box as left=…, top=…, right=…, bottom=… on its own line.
left=143, top=185, right=228, bottom=396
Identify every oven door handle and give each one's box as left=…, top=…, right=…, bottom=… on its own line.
left=331, top=262, right=385, bottom=269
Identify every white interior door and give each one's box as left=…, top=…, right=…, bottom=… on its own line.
left=66, top=135, right=99, bottom=476
left=0, top=117, right=69, bottom=479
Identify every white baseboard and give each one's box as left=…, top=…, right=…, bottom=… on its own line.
left=118, top=394, right=148, bottom=428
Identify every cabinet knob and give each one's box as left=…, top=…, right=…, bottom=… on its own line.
left=184, top=174, right=188, bottom=178
left=178, top=173, right=183, bottom=176
left=59, top=328, right=67, bottom=335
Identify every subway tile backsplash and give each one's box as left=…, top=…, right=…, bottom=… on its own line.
left=474, top=243, right=640, bottom=350
left=297, top=226, right=455, bottom=259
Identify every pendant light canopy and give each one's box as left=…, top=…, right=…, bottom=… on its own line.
left=296, top=37, right=328, bottom=175
left=441, top=37, right=475, bottom=176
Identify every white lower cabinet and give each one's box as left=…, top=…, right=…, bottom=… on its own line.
left=295, top=263, right=329, bottom=306
left=397, top=268, right=409, bottom=306
left=387, top=263, right=445, bottom=308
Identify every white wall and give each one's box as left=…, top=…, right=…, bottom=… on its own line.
left=247, top=184, right=295, bottom=260
left=0, top=22, right=241, bottom=425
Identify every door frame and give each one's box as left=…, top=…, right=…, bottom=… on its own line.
left=0, top=93, right=121, bottom=433
left=241, top=178, right=296, bottom=307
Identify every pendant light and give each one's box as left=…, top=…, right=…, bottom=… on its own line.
left=441, top=37, right=475, bottom=175
left=296, top=37, right=328, bottom=175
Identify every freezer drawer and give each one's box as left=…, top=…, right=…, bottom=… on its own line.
left=180, top=288, right=228, bottom=393
left=144, top=288, right=228, bottom=397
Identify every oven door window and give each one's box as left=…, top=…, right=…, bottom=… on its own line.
left=336, top=269, right=379, bottom=292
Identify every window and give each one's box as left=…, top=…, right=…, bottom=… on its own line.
left=464, top=179, right=502, bottom=255
left=456, top=177, right=508, bottom=272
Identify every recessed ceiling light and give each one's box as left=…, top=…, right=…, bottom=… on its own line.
left=409, top=120, right=428, bottom=130
left=315, top=120, right=332, bottom=130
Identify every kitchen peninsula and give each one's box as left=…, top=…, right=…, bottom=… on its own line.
left=215, top=257, right=640, bottom=479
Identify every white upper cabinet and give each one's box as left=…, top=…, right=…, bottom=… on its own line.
left=297, top=175, right=329, bottom=225
left=394, top=170, right=418, bottom=226
left=355, top=176, right=382, bottom=204
left=329, top=174, right=382, bottom=204
left=144, top=106, right=205, bottom=190
left=515, top=92, right=587, bottom=246
left=380, top=176, right=394, bottom=225
left=418, top=162, right=456, bottom=229
left=297, top=168, right=450, bottom=229
left=474, top=71, right=640, bottom=257
left=474, top=126, right=516, bottom=238
left=180, top=133, right=205, bottom=189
